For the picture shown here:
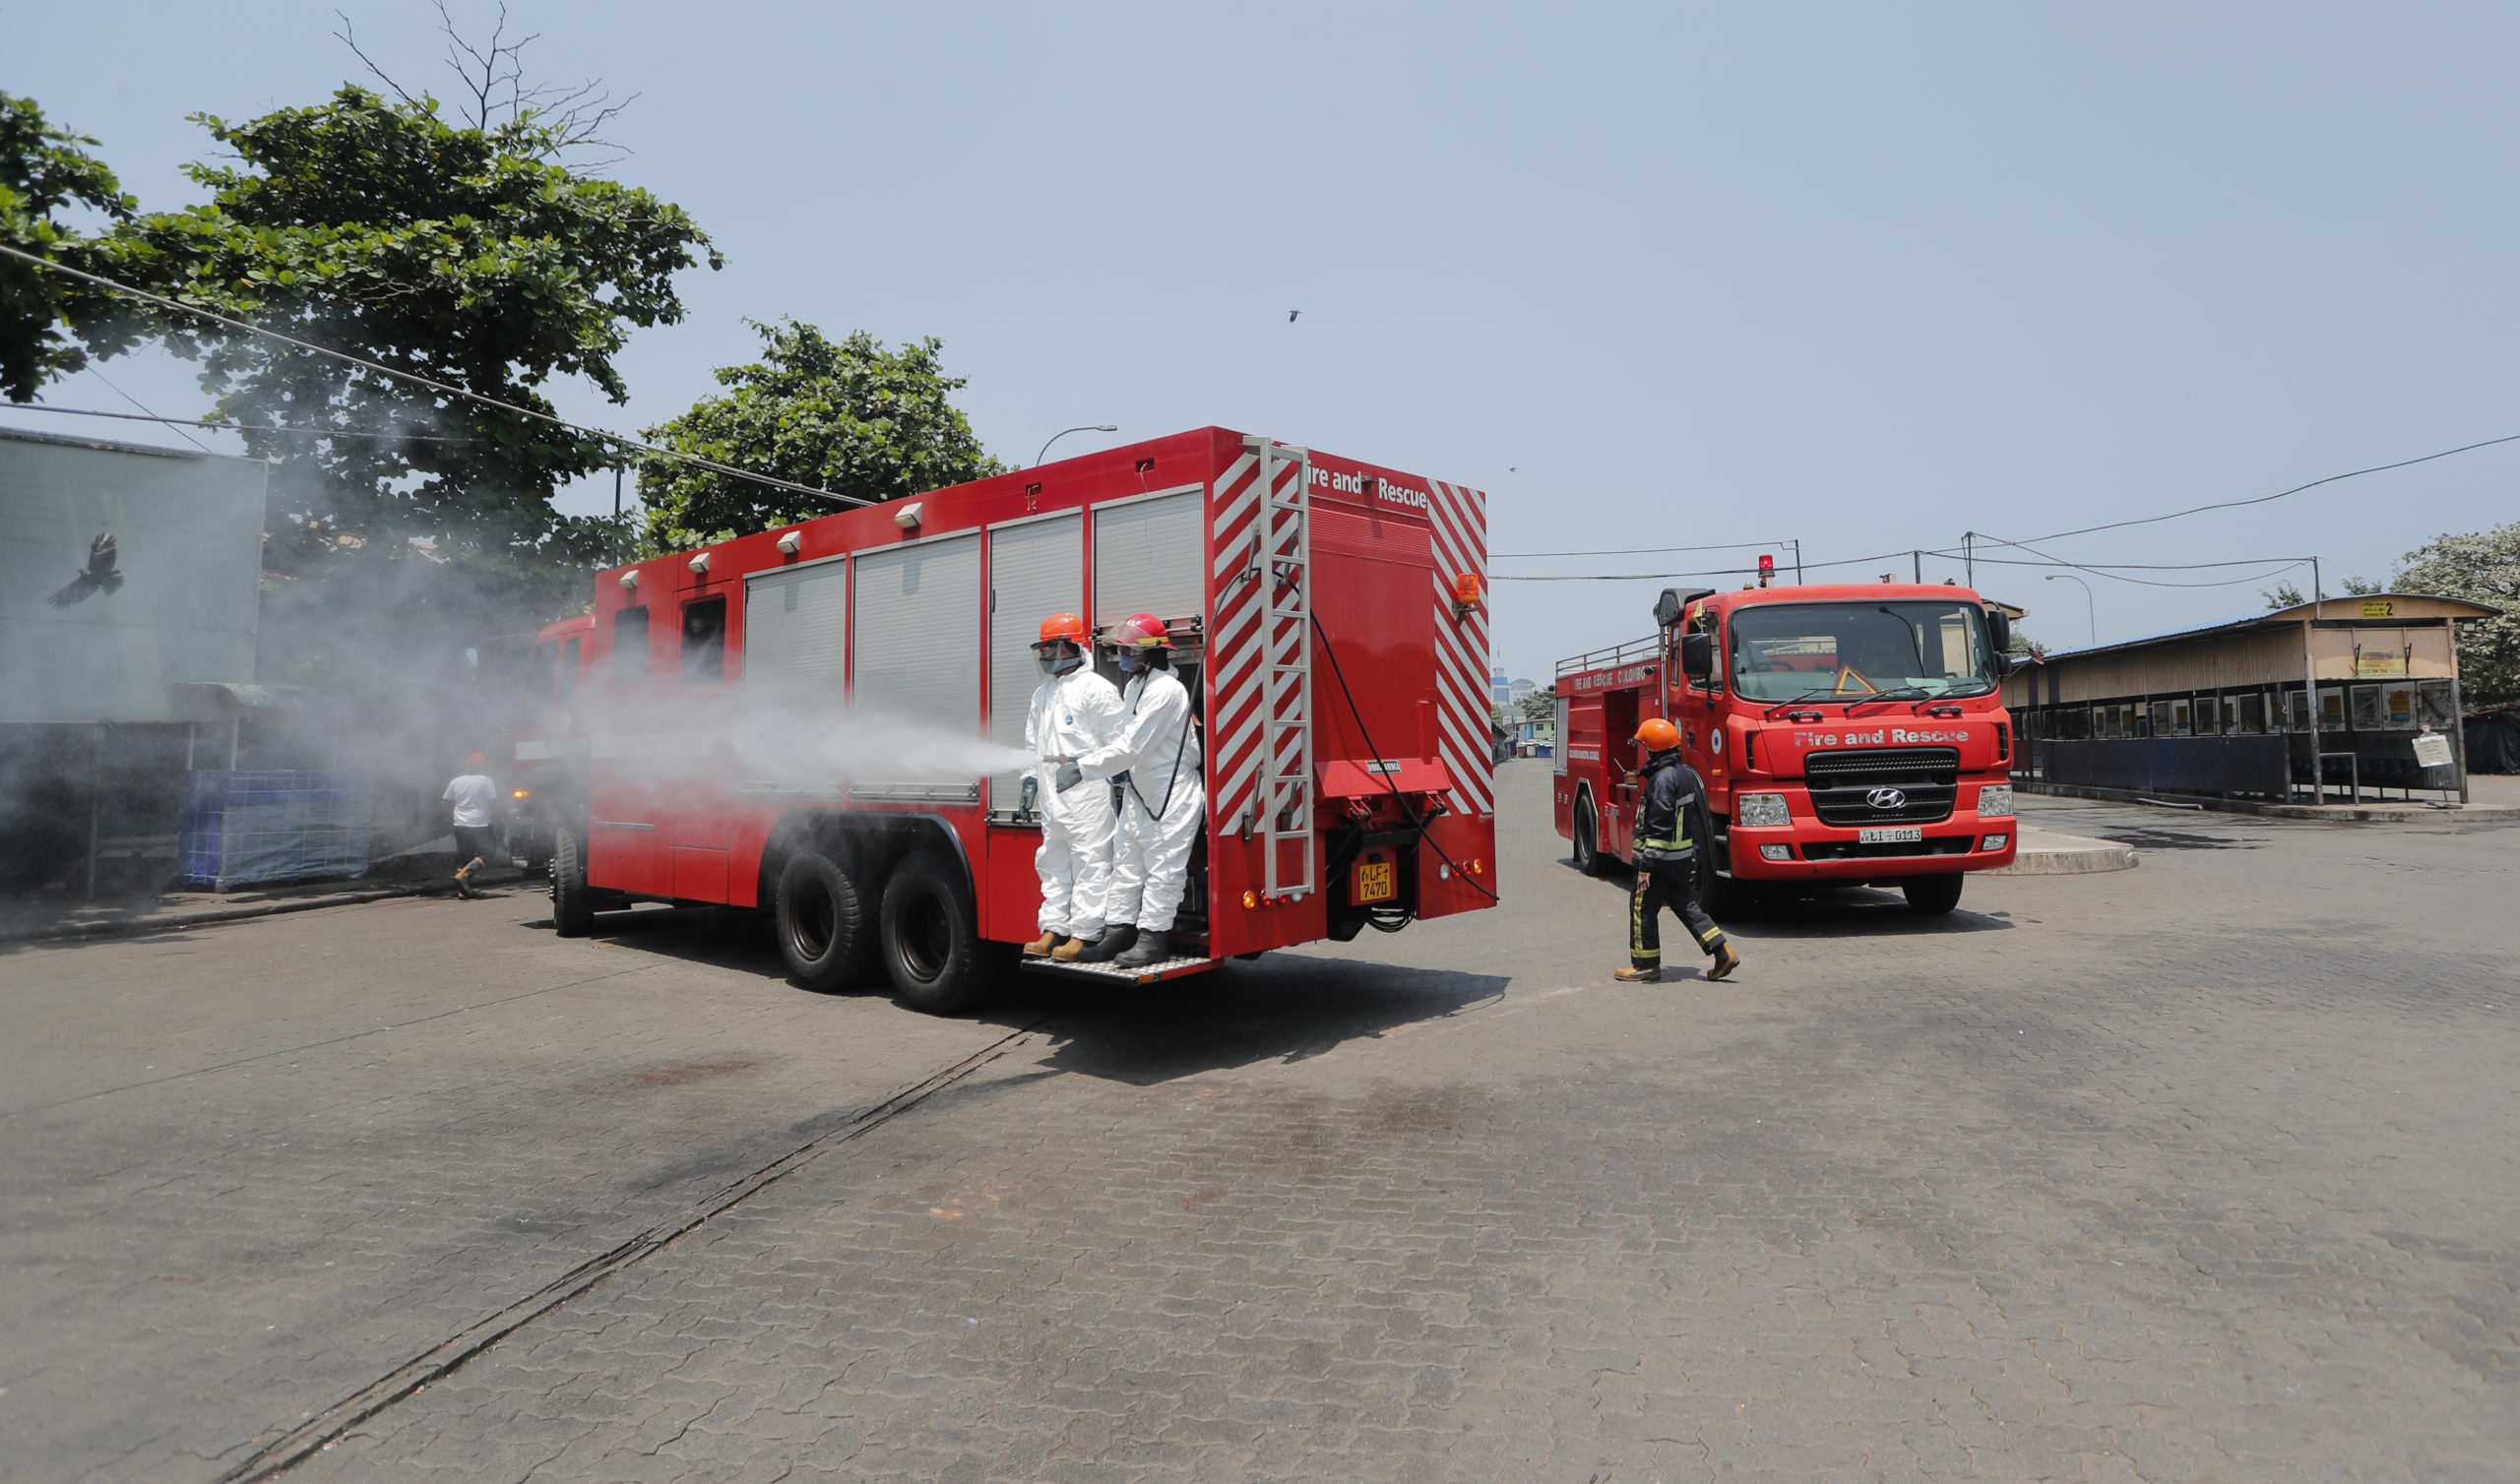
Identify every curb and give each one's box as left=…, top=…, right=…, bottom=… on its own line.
left=2019, top=780, right=2520, bottom=824
left=4, top=872, right=536, bottom=947
left=1987, top=830, right=2138, bottom=876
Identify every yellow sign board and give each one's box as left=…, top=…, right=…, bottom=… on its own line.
left=2360, top=599, right=2396, bottom=618
left=2356, top=651, right=2408, bottom=677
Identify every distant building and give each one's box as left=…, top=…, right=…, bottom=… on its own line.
left=2004, top=592, right=2498, bottom=805
left=1490, top=670, right=1511, bottom=706
left=0, top=427, right=270, bottom=893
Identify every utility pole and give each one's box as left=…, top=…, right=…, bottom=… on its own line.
left=1964, top=531, right=1977, bottom=589
left=1791, top=538, right=1802, bottom=586
left=1912, top=550, right=1922, bottom=584
left=613, top=465, right=624, bottom=518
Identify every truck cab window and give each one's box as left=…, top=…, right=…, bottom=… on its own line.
left=521, top=643, right=559, bottom=722
left=682, top=597, right=727, bottom=685
left=559, top=637, right=583, bottom=701
left=614, top=606, right=651, bottom=681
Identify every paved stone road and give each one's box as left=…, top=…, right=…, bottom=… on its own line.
left=4, top=764, right=2514, bottom=1481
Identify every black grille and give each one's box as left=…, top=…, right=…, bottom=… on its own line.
left=1803, top=747, right=1959, bottom=826
left=1801, top=835, right=1974, bottom=861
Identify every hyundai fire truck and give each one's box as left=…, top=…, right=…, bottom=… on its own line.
left=1552, top=582, right=2018, bottom=913
left=531, top=428, right=1499, bottom=1012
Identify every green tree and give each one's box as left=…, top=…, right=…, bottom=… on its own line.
left=638, top=320, right=1005, bottom=552
left=2261, top=573, right=2381, bottom=610
left=2393, top=522, right=2520, bottom=705
left=84, top=86, right=716, bottom=585
left=0, top=93, right=133, bottom=402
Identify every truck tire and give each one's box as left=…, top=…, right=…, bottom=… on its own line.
left=879, top=849, right=1005, bottom=1016
left=1572, top=794, right=1605, bottom=875
left=1902, top=872, right=1965, bottom=914
left=777, top=851, right=871, bottom=994
left=552, top=829, right=596, bottom=938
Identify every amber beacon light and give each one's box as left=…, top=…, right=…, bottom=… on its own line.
left=1451, top=572, right=1483, bottom=617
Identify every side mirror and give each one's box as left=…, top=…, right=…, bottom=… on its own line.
left=1985, top=607, right=2012, bottom=654
left=1679, top=632, right=1714, bottom=680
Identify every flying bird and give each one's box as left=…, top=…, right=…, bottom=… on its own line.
left=47, top=532, right=124, bottom=609
left=1288, top=310, right=1300, bottom=323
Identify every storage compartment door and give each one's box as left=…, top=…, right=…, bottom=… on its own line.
left=851, top=533, right=983, bottom=800
left=744, top=559, right=850, bottom=697
left=987, top=514, right=1083, bottom=815
left=1092, top=488, right=1206, bottom=634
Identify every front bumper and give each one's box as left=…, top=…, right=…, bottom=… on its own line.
left=1728, top=808, right=2018, bottom=880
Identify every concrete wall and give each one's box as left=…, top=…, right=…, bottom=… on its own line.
left=0, top=430, right=267, bottom=723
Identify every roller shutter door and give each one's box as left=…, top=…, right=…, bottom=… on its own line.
left=851, top=533, right=982, bottom=798
left=743, top=559, right=849, bottom=698
left=1093, top=489, right=1205, bottom=632
left=987, top=514, right=1084, bottom=813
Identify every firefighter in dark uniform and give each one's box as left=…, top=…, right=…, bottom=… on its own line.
left=1615, top=717, right=1743, bottom=983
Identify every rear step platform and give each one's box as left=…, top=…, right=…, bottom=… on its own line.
left=1018, top=952, right=1221, bottom=986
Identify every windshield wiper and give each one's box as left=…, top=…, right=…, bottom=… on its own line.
left=1762, top=687, right=1845, bottom=719
left=1842, top=686, right=1936, bottom=711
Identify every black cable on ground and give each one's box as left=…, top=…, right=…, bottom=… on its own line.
left=1306, top=610, right=1501, bottom=905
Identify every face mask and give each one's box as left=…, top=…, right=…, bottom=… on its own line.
left=1118, top=649, right=1146, bottom=672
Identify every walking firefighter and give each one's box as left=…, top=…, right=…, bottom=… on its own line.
left=1615, top=717, right=1742, bottom=983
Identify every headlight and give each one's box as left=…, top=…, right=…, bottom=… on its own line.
left=1978, top=784, right=2014, bottom=817
left=1735, top=791, right=1791, bottom=828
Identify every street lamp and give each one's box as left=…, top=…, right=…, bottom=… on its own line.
left=2044, top=574, right=2096, bottom=648
left=1034, top=424, right=1118, bottom=466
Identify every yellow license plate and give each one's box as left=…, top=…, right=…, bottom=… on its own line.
left=1355, top=859, right=1396, bottom=903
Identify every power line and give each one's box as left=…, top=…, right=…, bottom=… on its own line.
left=0, top=242, right=871, bottom=509
left=2004, top=432, right=2520, bottom=546
left=0, top=402, right=481, bottom=442
left=1492, top=538, right=1792, bottom=559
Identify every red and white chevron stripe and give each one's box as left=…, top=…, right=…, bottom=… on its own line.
left=1424, top=477, right=1493, bottom=818
left=1204, top=448, right=1272, bottom=834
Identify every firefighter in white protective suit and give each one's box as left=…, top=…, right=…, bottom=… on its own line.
left=1066, top=612, right=1204, bottom=968
left=1023, top=613, right=1125, bottom=959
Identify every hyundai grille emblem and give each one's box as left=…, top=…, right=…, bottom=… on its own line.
left=1866, top=787, right=1907, bottom=810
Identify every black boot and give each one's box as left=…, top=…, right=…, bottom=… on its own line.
left=1072, top=924, right=1137, bottom=963
left=1112, top=929, right=1169, bottom=967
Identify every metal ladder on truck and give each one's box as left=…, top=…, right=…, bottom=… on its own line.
left=1247, top=435, right=1316, bottom=900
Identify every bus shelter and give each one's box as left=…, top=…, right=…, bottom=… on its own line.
left=2002, top=593, right=2498, bottom=806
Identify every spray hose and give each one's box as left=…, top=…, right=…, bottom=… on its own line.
left=1307, top=611, right=1501, bottom=905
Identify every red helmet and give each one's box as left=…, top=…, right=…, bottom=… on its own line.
left=1035, top=612, right=1088, bottom=648
left=1632, top=718, right=1680, bottom=752
left=1113, top=612, right=1170, bottom=649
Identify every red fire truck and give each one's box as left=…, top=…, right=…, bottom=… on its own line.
left=1552, top=581, right=2019, bottom=913
left=543, top=427, right=1498, bottom=1012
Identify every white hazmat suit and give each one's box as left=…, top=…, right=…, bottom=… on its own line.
left=1026, top=665, right=1125, bottom=939
left=1079, top=665, right=1205, bottom=934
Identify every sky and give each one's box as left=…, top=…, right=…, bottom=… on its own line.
left=8, top=1, right=2518, bottom=681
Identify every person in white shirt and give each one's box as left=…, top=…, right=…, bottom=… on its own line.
left=1069, top=613, right=1204, bottom=967
left=442, top=754, right=501, bottom=898
left=1023, top=613, right=1126, bottom=958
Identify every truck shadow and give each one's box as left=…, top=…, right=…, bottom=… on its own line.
left=1011, top=957, right=1513, bottom=1086
left=527, top=908, right=1514, bottom=1082
left=1560, top=857, right=2016, bottom=939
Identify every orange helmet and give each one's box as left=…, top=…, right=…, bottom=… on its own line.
left=1112, top=612, right=1171, bottom=649
left=1632, top=717, right=1680, bottom=752
left=1035, top=612, right=1088, bottom=648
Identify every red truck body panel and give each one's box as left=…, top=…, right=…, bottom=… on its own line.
left=1552, top=583, right=2020, bottom=883
left=560, top=427, right=1497, bottom=958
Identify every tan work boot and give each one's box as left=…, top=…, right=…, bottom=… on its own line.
left=454, top=859, right=476, bottom=899
left=1050, top=935, right=1092, bottom=962
left=1613, top=965, right=1661, bottom=983
left=1705, top=942, right=1742, bottom=981
left=1023, top=931, right=1059, bottom=958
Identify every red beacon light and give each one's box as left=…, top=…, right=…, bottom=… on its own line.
left=1757, top=553, right=1775, bottom=587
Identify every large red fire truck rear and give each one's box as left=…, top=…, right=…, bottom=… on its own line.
left=543, top=428, right=1498, bottom=1012
left=1553, top=582, right=2019, bottom=913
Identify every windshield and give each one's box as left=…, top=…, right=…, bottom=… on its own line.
left=1727, top=600, right=1998, bottom=702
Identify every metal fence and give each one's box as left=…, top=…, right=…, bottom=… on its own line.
left=2039, top=736, right=2291, bottom=797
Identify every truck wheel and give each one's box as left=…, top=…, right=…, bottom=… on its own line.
left=552, top=829, right=596, bottom=938
left=880, top=850, right=1005, bottom=1016
left=777, top=851, right=871, bottom=994
left=1572, top=797, right=1604, bottom=875
left=1902, top=873, right=1965, bottom=914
